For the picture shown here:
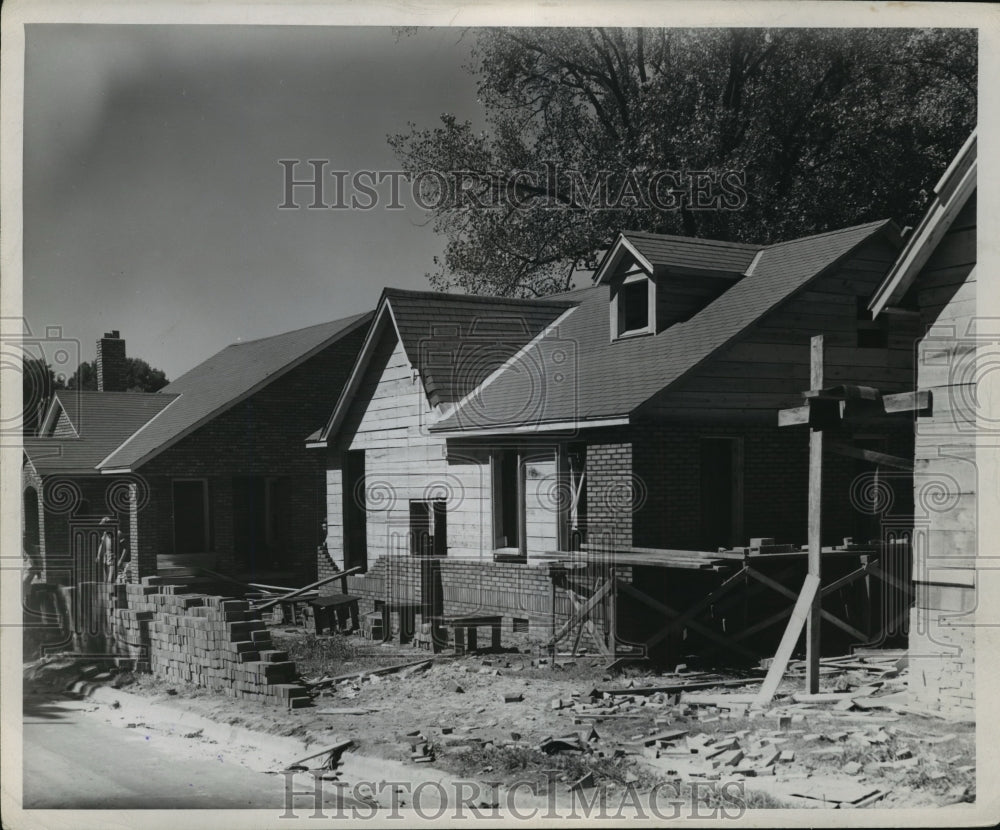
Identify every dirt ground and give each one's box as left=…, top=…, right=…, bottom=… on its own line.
left=29, top=625, right=976, bottom=811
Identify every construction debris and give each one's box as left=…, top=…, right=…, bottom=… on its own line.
left=314, top=707, right=377, bottom=715
left=285, top=739, right=354, bottom=776
left=304, top=657, right=436, bottom=690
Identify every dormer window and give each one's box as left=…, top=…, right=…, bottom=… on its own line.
left=611, top=273, right=656, bottom=340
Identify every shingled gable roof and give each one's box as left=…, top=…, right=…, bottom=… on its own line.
left=870, top=130, right=977, bottom=317
left=23, top=391, right=178, bottom=475
left=312, top=288, right=577, bottom=446
left=594, top=230, right=763, bottom=282
left=432, top=219, right=900, bottom=434
left=98, top=311, right=372, bottom=472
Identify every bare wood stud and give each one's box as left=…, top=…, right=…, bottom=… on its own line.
left=807, top=334, right=824, bottom=694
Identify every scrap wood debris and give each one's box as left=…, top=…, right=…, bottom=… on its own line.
left=285, top=739, right=354, bottom=779
left=302, top=657, right=436, bottom=690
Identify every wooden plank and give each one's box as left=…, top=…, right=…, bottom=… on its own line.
left=807, top=335, right=824, bottom=695
left=257, top=566, right=363, bottom=612
left=866, top=562, right=915, bottom=595
left=882, top=390, right=931, bottom=413
left=547, top=579, right=611, bottom=646
left=678, top=376, right=814, bottom=395
left=779, top=405, right=810, bottom=427
left=600, top=677, right=760, bottom=696
left=618, top=582, right=758, bottom=660
left=804, top=384, right=881, bottom=401
left=791, top=692, right=856, bottom=703
left=288, top=740, right=354, bottom=768
left=564, top=585, right=611, bottom=657
left=827, top=442, right=914, bottom=471
left=305, top=658, right=436, bottom=689
left=639, top=568, right=749, bottom=651
left=752, top=574, right=821, bottom=708
left=745, top=566, right=869, bottom=642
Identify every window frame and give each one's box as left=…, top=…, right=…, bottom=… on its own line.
left=611, top=271, right=657, bottom=340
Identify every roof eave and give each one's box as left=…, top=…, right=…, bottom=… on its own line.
left=635, top=219, right=900, bottom=413
left=316, top=294, right=397, bottom=446
left=102, top=313, right=372, bottom=470
left=38, top=392, right=71, bottom=436
left=593, top=235, right=653, bottom=284
left=870, top=136, right=977, bottom=317
left=431, top=414, right=630, bottom=438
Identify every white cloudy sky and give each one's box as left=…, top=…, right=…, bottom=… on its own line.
left=24, top=24, right=482, bottom=379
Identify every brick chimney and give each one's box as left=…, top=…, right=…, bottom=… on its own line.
left=96, top=330, right=127, bottom=392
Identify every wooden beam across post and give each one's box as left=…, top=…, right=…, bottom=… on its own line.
left=772, top=339, right=932, bottom=696
left=806, top=334, right=824, bottom=694
left=256, top=566, right=363, bottom=613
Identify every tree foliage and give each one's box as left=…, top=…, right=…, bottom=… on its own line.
left=390, top=28, right=977, bottom=297
left=66, top=358, right=169, bottom=393
left=21, top=356, right=63, bottom=435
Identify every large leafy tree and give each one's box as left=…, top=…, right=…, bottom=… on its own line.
left=390, top=28, right=976, bottom=297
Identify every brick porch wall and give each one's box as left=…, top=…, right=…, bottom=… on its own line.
left=344, top=555, right=623, bottom=647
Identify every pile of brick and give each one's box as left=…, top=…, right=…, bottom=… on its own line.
left=107, top=583, right=154, bottom=671
left=103, top=577, right=310, bottom=708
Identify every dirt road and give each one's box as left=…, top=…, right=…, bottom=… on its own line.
left=22, top=691, right=361, bottom=811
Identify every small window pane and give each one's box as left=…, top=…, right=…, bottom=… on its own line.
left=621, top=280, right=649, bottom=333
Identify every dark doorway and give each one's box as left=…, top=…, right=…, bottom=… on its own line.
left=699, top=437, right=743, bottom=550
left=233, top=476, right=287, bottom=571
left=23, top=487, right=40, bottom=558
left=410, top=499, right=447, bottom=557
left=173, top=480, right=209, bottom=554
left=494, top=449, right=521, bottom=551
left=343, top=450, right=368, bottom=571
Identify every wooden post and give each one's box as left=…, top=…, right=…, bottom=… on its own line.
left=608, top=565, right=617, bottom=658
left=807, top=335, right=824, bottom=694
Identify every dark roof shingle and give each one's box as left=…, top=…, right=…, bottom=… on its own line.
left=621, top=230, right=762, bottom=274
left=384, top=288, right=576, bottom=406
left=24, top=391, right=178, bottom=474
left=434, top=220, right=894, bottom=432
left=99, top=311, right=371, bottom=470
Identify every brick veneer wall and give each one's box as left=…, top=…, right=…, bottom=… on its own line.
left=585, top=428, right=634, bottom=550
left=344, top=555, right=620, bottom=648
left=131, top=325, right=366, bottom=580
left=104, top=578, right=309, bottom=707
left=584, top=422, right=911, bottom=553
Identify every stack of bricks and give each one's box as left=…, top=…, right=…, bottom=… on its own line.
left=102, top=577, right=310, bottom=708
left=107, top=582, right=155, bottom=671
